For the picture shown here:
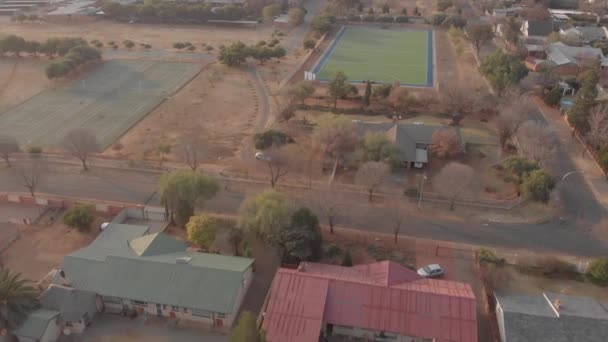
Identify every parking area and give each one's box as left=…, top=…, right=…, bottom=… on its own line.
left=71, top=314, right=227, bottom=342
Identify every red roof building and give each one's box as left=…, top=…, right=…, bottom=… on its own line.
left=262, top=261, right=477, bottom=342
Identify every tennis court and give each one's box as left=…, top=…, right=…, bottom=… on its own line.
left=0, top=60, right=201, bottom=149
left=312, top=26, right=433, bottom=87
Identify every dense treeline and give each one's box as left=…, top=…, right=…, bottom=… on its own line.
left=0, top=35, right=101, bottom=79
left=218, top=41, right=286, bottom=66
left=102, top=2, right=248, bottom=24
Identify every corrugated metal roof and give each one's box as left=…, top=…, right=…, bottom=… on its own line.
left=129, top=233, right=186, bottom=256
left=40, top=285, right=97, bottom=322
left=14, top=309, right=59, bottom=340
left=60, top=224, right=253, bottom=314
left=262, top=261, right=477, bottom=342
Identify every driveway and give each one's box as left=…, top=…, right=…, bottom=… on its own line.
left=67, top=314, right=227, bottom=342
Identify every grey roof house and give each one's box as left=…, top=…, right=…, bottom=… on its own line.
left=546, top=42, right=608, bottom=67
left=560, top=26, right=608, bottom=42
left=14, top=285, right=97, bottom=342
left=494, top=291, right=608, bottom=342
left=354, top=121, right=465, bottom=168
left=57, top=223, right=254, bottom=329
left=521, top=20, right=556, bottom=42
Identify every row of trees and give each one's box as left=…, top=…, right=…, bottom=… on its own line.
left=102, top=2, right=246, bottom=23
left=218, top=41, right=286, bottom=66
left=0, top=35, right=89, bottom=58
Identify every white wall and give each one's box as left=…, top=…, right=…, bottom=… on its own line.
left=39, top=317, right=61, bottom=342
left=496, top=302, right=506, bottom=342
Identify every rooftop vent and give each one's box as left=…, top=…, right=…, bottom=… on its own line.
left=176, top=257, right=192, bottom=264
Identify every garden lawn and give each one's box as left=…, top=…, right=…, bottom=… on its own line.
left=315, top=27, right=432, bottom=86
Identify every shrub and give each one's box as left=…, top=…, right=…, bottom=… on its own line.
left=372, top=83, right=392, bottom=98
left=28, top=146, right=42, bottom=154
left=521, top=169, right=555, bottom=203
left=205, top=45, right=214, bottom=51
left=431, top=13, right=448, bottom=26
left=587, top=258, right=608, bottom=284
left=376, top=16, right=394, bottom=22
left=538, top=257, right=576, bottom=278
left=342, top=251, right=353, bottom=266
left=544, top=85, right=562, bottom=107
left=63, top=204, right=95, bottom=232
left=502, top=156, right=539, bottom=179
left=395, top=16, right=409, bottom=23
left=479, top=247, right=501, bottom=264
left=325, top=244, right=342, bottom=258
left=253, top=130, right=293, bottom=150
left=363, top=15, right=375, bottom=21
left=187, top=45, right=196, bottom=51
left=303, top=39, right=316, bottom=50
left=173, top=42, right=186, bottom=49
left=347, top=15, right=362, bottom=21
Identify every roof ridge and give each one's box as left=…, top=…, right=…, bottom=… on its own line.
left=278, top=268, right=475, bottom=298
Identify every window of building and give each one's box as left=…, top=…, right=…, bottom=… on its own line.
left=191, top=309, right=212, bottom=317
left=131, top=300, right=147, bottom=306
left=171, top=306, right=179, bottom=311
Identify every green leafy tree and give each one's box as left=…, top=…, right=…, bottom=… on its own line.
left=186, top=214, right=219, bottom=250
left=253, top=130, right=293, bottom=150
left=1, top=35, right=26, bottom=56
left=262, top=4, right=281, bottom=20
left=313, top=114, right=359, bottom=182
left=24, top=40, right=41, bottom=56
left=218, top=41, right=250, bottom=66
left=480, top=50, right=528, bottom=95
left=238, top=189, right=290, bottom=244
left=288, top=7, right=306, bottom=26
left=311, top=12, right=336, bottom=33
left=568, top=62, right=600, bottom=133
left=342, top=251, right=353, bottom=266
left=0, top=268, right=39, bottom=334
left=159, top=170, right=219, bottom=226
left=520, top=169, right=555, bottom=203
left=327, top=71, right=357, bottom=108
left=230, top=311, right=265, bottom=342
left=502, top=156, right=539, bottom=179
left=586, top=258, right=608, bottom=283
left=543, top=85, right=562, bottom=107
left=354, top=131, right=400, bottom=167
left=502, top=16, right=520, bottom=45
left=372, top=83, right=392, bottom=98
left=63, top=204, right=95, bottom=232
left=278, top=207, right=322, bottom=263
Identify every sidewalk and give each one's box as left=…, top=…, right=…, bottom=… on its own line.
left=535, top=98, right=608, bottom=211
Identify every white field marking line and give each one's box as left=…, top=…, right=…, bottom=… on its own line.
left=324, top=61, right=427, bottom=68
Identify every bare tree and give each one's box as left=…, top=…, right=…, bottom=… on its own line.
left=0, top=135, right=20, bottom=168
left=387, top=86, right=413, bottom=114
left=496, top=96, right=535, bottom=150
left=433, top=162, right=477, bottom=210
left=264, top=145, right=291, bottom=188
left=315, top=186, right=342, bottom=234
left=518, top=120, right=557, bottom=165
left=465, top=22, right=494, bottom=54
left=355, top=161, right=390, bottom=202
left=389, top=202, right=407, bottom=244
left=587, top=105, right=608, bottom=150
left=430, top=128, right=464, bottom=158
left=441, top=83, right=478, bottom=125
left=176, top=134, right=206, bottom=171
left=13, top=157, right=46, bottom=196
left=62, top=129, right=101, bottom=171
left=313, top=114, right=359, bottom=183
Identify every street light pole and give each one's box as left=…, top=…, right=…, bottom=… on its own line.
left=418, top=173, right=427, bottom=210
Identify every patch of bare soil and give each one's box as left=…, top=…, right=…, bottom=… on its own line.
left=105, top=64, right=258, bottom=163
left=0, top=218, right=101, bottom=281
left=0, top=58, right=51, bottom=111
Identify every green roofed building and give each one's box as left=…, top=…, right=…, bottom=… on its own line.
left=56, top=223, right=254, bottom=329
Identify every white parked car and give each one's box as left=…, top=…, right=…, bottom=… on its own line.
left=417, top=264, right=444, bottom=278
left=255, top=151, right=271, bottom=162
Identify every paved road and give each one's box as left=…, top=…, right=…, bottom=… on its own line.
left=1, top=164, right=606, bottom=256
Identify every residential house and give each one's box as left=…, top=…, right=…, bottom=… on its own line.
left=14, top=285, right=98, bottom=342
left=546, top=42, right=608, bottom=74
left=521, top=19, right=556, bottom=43
left=560, top=26, right=608, bottom=43
left=485, top=7, right=522, bottom=18
left=262, top=261, right=478, bottom=342
left=494, top=291, right=608, bottom=342
left=355, top=121, right=465, bottom=169
left=56, top=223, right=254, bottom=329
